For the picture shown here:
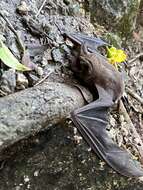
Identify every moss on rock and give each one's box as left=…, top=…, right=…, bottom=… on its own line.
left=87, top=0, right=140, bottom=38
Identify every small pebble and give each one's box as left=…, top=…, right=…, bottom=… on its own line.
left=24, top=175, right=30, bottom=183
left=74, top=135, right=82, bottom=144
left=17, top=1, right=29, bottom=15
left=34, top=170, right=39, bottom=177
left=16, top=73, right=28, bottom=89
left=73, top=127, right=77, bottom=135
left=35, top=66, right=44, bottom=76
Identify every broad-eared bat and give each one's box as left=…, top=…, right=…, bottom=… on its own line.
left=65, top=33, right=143, bottom=177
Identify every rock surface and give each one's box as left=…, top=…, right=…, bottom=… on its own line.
left=0, top=124, right=142, bottom=190
left=88, top=0, right=140, bottom=38
left=0, top=80, right=92, bottom=160
left=0, top=69, right=16, bottom=95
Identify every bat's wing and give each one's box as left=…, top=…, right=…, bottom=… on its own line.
left=64, top=32, right=108, bottom=53
left=71, top=85, right=143, bottom=177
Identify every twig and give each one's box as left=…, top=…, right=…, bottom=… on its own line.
left=0, top=160, right=6, bottom=170
left=126, top=87, right=143, bottom=105
left=54, top=21, right=63, bottom=34
left=0, top=12, right=25, bottom=53
left=128, top=52, right=143, bottom=65
left=119, top=100, right=143, bottom=158
left=35, top=0, right=47, bottom=18
left=0, top=89, right=7, bottom=97
left=34, top=70, right=53, bottom=86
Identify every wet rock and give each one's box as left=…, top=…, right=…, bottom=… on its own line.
left=88, top=0, right=140, bottom=38
left=0, top=69, right=16, bottom=94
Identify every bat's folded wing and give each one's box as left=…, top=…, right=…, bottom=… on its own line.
left=71, top=97, right=143, bottom=177
left=64, top=32, right=108, bottom=53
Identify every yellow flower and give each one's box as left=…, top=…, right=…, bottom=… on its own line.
left=107, top=47, right=127, bottom=65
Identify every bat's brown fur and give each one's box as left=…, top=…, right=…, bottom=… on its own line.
left=70, top=44, right=124, bottom=102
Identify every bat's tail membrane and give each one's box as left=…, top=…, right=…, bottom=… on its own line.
left=71, top=98, right=143, bottom=177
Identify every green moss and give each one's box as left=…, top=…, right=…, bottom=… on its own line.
left=117, top=0, right=140, bottom=38
left=85, top=0, right=140, bottom=39
left=103, top=32, right=122, bottom=48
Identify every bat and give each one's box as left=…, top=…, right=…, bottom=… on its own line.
left=65, top=32, right=143, bottom=177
